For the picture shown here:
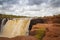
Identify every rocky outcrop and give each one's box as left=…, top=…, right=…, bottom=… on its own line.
left=10, top=36, right=38, bottom=40
left=42, top=24, right=60, bottom=40
left=29, top=15, right=60, bottom=31
left=0, top=37, right=10, bottom=40
left=29, top=18, right=45, bottom=30
left=0, top=36, right=38, bottom=40
left=30, top=23, right=60, bottom=40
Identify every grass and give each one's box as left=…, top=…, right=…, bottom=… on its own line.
left=34, top=28, right=46, bottom=40
left=0, top=14, right=30, bottom=18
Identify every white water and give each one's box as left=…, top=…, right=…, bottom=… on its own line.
left=1, top=18, right=5, bottom=27
left=0, top=18, right=7, bottom=32
left=0, top=18, right=31, bottom=38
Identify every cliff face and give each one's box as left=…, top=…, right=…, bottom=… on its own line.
left=29, top=15, right=60, bottom=30
left=43, top=15, right=60, bottom=23
left=29, top=15, right=60, bottom=40
left=30, top=23, right=60, bottom=40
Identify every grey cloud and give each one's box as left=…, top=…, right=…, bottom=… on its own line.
left=1, top=0, right=60, bottom=8
left=28, top=0, right=48, bottom=5
left=28, top=0, right=60, bottom=7
left=28, top=0, right=43, bottom=5
left=1, top=0, right=19, bottom=10
left=0, top=0, right=60, bottom=17
left=0, top=1, right=3, bottom=5
left=1, top=0, right=18, bottom=4
left=50, top=0, right=60, bottom=7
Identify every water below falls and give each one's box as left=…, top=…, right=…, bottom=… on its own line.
left=0, top=18, right=31, bottom=38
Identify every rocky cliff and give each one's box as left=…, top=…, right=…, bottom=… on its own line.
left=29, top=14, right=60, bottom=40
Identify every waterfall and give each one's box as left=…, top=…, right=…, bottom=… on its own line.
left=0, top=19, right=2, bottom=32
left=0, top=18, right=31, bottom=38
left=0, top=18, right=8, bottom=33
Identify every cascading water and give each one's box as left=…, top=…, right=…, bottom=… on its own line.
left=0, top=18, right=8, bottom=33
left=0, top=18, right=31, bottom=38
left=1, top=18, right=6, bottom=27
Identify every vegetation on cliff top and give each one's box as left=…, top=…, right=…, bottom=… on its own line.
left=0, top=14, right=30, bottom=18
left=0, top=14, right=60, bottom=18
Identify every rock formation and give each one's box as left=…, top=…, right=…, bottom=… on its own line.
left=0, top=36, right=38, bottom=40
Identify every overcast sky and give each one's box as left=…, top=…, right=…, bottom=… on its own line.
left=0, top=0, right=60, bottom=17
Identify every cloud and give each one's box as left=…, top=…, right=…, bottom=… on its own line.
left=28, top=0, right=43, bottom=5
left=0, top=0, right=60, bottom=17
left=50, top=0, right=60, bottom=7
